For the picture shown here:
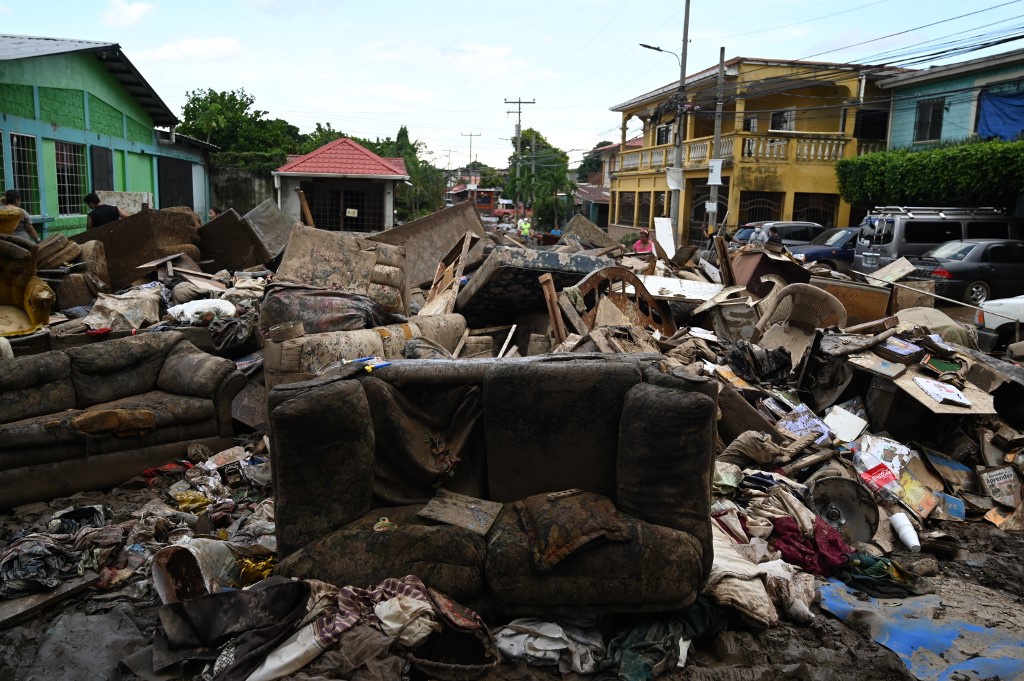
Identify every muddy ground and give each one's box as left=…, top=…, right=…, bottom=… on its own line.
left=2, top=485, right=1023, bottom=681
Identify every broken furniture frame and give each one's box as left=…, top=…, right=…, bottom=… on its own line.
left=421, top=231, right=481, bottom=316
left=572, top=266, right=677, bottom=337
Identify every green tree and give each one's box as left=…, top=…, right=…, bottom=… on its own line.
left=372, top=126, right=446, bottom=221
left=504, top=128, right=576, bottom=228
left=179, top=88, right=301, bottom=153
left=576, top=141, right=613, bottom=182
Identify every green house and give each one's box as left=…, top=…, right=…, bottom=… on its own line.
left=0, top=34, right=214, bottom=237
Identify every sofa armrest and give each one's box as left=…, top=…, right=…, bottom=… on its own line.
left=23, top=276, right=55, bottom=327
left=269, top=371, right=376, bottom=557
left=156, top=340, right=245, bottom=436
left=157, top=340, right=241, bottom=398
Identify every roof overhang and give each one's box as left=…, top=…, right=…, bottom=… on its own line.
left=0, top=35, right=178, bottom=127
left=877, top=48, right=1024, bottom=89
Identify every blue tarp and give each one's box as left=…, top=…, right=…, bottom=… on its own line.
left=819, top=579, right=1024, bottom=680
left=977, top=90, right=1024, bottom=141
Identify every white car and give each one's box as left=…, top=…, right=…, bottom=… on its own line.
left=975, top=295, right=1024, bottom=350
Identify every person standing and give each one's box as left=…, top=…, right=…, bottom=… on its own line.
left=633, top=228, right=654, bottom=253
left=749, top=224, right=769, bottom=246
left=2, top=190, right=41, bottom=243
left=519, top=216, right=532, bottom=239
left=84, top=192, right=129, bottom=230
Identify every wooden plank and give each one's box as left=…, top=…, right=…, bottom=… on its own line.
left=179, top=271, right=227, bottom=292
left=497, top=324, right=517, bottom=358
left=557, top=293, right=590, bottom=335
left=714, top=235, right=735, bottom=287
left=452, top=329, right=470, bottom=358
left=781, top=449, right=835, bottom=476
left=295, top=188, right=315, bottom=228
left=469, top=325, right=514, bottom=335
left=589, top=329, right=616, bottom=353
left=538, top=273, right=568, bottom=344
left=0, top=571, right=99, bottom=630
left=503, top=345, right=521, bottom=358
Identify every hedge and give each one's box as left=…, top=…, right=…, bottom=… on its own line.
left=835, top=140, right=1024, bottom=211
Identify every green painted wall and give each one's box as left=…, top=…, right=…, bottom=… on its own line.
left=0, top=83, right=34, bottom=119
left=113, top=149, right=126, bottom=191
left=0, top=52, right=153, bottom=127
left=126, top=116, right=152, bottom=144
left=89, top=94, right=124, bottom=138
left=39, top=86, right=86, bottom=129
left=127, top=151, right=153, bottom=194
left=41, top=139, right=57, bottom=216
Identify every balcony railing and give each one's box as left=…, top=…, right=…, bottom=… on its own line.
left=613, top=133, right=887, bottom=173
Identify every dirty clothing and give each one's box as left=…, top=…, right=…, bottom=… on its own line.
left=10, top=206, right=38, bottom=242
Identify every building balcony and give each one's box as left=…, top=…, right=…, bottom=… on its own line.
left=612, top=132, right=886, bottom=174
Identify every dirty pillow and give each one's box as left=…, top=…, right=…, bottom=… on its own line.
left=515, top=491, right=630, bottom=573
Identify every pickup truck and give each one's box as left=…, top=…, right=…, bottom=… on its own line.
left=975, top=295, right=1024, bottom=351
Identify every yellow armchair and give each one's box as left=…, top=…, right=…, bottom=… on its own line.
left=0, top=234, right=54, bottom=336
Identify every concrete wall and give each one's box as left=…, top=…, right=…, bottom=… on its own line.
left=210, top=166, right=275, bottom=216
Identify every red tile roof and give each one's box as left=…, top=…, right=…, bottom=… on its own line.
left=276, top=138, right=410, bottom=178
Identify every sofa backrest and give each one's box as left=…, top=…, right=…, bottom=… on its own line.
left=64, top=332, right=184, bottom=407
left=483, top=359, right=643, bottom=502
left=0, top=351, right=76, bottom=423
left=0, top=234, right=36, bottom=307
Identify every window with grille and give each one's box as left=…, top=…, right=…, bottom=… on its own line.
left=638, top=192, right=652, bottom=227
left=656, top=124, right=671, bottom=145
left=10, top=134, right=41, bottom=215
left=618, top=192, right=636, bottom=226
left=914, top=98, right=944, bottom=142
left=769, top=109, right=796, bottom=131
left=793, top=193, right=839, bottom=227
left=55, top=141, right=87, bottom=215
left=738, top=191, right=784, bottom=224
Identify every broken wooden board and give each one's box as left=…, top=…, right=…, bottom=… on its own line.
left=892, top=369, right=996, bottom=415
left=847, top=352, right=908, bottom=379
left=418, top=489, right=503, bottom=536
left=871, top=257, right=916, bottom=284
left=631, top=275, right=724, bottom=304
left=0, top=571, right=99, bottom=630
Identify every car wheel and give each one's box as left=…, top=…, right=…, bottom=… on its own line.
left=816, top=261, right=835, bottom=271
left=964, top=281, right=991, bottom=305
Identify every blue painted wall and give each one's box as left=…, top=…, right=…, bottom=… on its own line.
left=888, top=61, right=1024, bottom=148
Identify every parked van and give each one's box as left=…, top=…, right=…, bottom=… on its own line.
left=853, top=206, right=1023, bottom=276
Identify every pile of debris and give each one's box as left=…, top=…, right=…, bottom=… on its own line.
left=1, top=202, right=1023, bottom=681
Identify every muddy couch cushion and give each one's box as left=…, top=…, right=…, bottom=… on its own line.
left=485, top=502, right=704, bottom=612
left=276, top=505, right=486, bottom=602
left=0, top=351, right=76, bottom=423
left=483, top=361, right=642, bottom=503
left=65, top=333, right=181, bottom=407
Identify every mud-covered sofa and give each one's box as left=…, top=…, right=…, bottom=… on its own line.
left=271, top=354, right=716, bottom=614
left=0, top=233, right=55, bottom=337
left=0, top=332, right=245, bottom=508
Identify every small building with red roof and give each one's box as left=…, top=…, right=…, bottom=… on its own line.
left=273, top=137, right=409, bottom=232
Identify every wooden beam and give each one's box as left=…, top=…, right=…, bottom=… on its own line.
left=497, top=324, right=517, bottom=358
left=538, top=273, right=568, bottom=344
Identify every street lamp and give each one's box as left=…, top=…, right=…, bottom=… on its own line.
left=639, top=0, right=690, bottom=245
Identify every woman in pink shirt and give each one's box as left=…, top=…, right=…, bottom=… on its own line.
left=633, top=228, right=654, bottom=253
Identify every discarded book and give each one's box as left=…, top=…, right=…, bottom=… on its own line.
left=913, top=376, right=971, bottom=407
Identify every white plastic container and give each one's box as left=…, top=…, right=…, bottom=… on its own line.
left=889, top=512, right=921, bottom=553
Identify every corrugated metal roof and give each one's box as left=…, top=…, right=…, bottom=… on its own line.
left=0, top=34, right=178, bottom=127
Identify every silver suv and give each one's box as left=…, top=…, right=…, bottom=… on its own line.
left=732, top=221, right=825, bottom=247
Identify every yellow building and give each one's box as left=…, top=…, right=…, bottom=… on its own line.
left=608, top=57, right=893, bottom=244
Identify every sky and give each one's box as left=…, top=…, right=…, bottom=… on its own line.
left=3, top=0, right=1024, bottom=169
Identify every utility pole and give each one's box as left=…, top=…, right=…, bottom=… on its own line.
left=461, top=132, right=481, bottom=205
left=670, top=0, right=691, bottom=246
left=531, top=130, right=537, bottom=211
left=506, top=98, right=535, bottom=220
left=708, top=47, right=726, bottom=238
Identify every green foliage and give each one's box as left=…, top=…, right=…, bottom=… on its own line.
left=835, top=140, right=1024, bottom=211
left=577, top=141, right=613, bottom=182
left=179, top=88, right=299, bottom=153
left=181, top=90, right=448, bottom=219
left=504, top=128, right=576, bottom=226
left=210, top=151, right=288, bottom=173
